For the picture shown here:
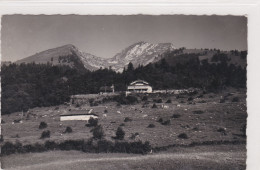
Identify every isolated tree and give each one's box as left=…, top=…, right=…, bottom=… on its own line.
left=127, top=62, right=134, bottom=72
left=91, top=125, right=105, bottom=140
left=115, top=127, right=125, bottom=140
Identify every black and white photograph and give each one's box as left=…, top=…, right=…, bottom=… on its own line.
left=0, top=14, right=249, bottom=169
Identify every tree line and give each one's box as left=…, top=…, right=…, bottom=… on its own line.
left=1, top=52, right=246, bottom=114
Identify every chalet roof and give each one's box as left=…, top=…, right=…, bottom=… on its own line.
left=130, top=80, right=150, bottom=86
left=60, top=113, right=98, bottom=117
left=60, top=110, right=98, bottom=116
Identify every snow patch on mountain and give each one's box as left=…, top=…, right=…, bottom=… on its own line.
left=16, top=41, right=176, bottom=72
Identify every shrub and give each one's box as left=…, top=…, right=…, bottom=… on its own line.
left=114, top=95, right=138, bottom=105
left=1, top=142, right=17, bottom=155
left=219, top=98, right=225, bottom=103
left=232, top=97, right=240, bottom=102
left=162, top=120, right=171, bottom=125
left=65, top=126, right=72, bottom=133
left=142, top=96, right=148, bottom=101
left=126, top=95, right=138, bottom=104
left=39, top=122, right=47, bottom=129
left=130, top=133, right=139, bottom=140
left=120, top=123, right=125, bottom=126
left=217, top=127, right=227, bottom=135
left=166, top=99, right=172, bottom=103
left=40, top=130, right=50, bottom=139
left=147, top=124, right=155, bottom=128
left=197, top=94, right=204, bottom=98
left=124, top=117, right=132, bottom=122
left=151, top=103, right=157, bottom=108
left=156, top=99, right=163, bottom=103
left=115, top=127, right=125, bottom=140
left=172, top=114, right=181, bottom=118
left=104, top=109, right=108, bottom=113
left=89, top=98, right=95, bottom=105
left=86, top=117, right=98, bottom=127
left=90, top=102, right=99, bottom=107
left=13, top=119, right=21, bottom=123
left=193, top=110, right=204, bottom=114
left=157, top=118, right=163, bottom=123
left=91, top=125, right=105, bottom=140
left=193, top=127, right=199, bottom=131
left=178, top=133, right=188, bottom=139
left=187, top=97, right=193, bottom=101
left=1, top=119, right=5, bottom=124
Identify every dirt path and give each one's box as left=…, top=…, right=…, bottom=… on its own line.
left=1, top=148, right=246, bottom=170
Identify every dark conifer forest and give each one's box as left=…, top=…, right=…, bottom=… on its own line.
left=1, top=51, right=246, bottom=114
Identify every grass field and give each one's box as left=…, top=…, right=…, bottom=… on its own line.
left=1, top=88, right=246, bottom=147
left=0, top=88, right=247, bottom=169
left=1, top=144, right=246, bottom=170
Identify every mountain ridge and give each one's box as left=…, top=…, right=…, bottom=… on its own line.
left=14, top=42, right=246, bottom=72
left=15, top=41, right=176, bottom=72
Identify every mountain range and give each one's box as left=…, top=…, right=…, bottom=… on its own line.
left=15, top=41, right=246, bottom=72
left=15, top=42, right=175, bottom=72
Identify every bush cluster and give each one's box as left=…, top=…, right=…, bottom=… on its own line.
left=147, top=124, right=155, bottom=128
left=114, top=127, right=125, bottom=140
left=113, top=94, right=138, bottom=105
left=91, top=125, right=105, bottom=140
left=86, top=117, right=98, bottom=127
left=172, top=114, right=181, bottom=118
left=124, top=117, right=132, bottom=122
left=157, top=118, right=170, bottom=125
left=193, top=110, right=204, bottom=114
left=1, top=139, right=152, bottom=155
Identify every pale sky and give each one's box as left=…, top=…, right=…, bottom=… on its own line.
left=1, top=15, right=247, bottom=62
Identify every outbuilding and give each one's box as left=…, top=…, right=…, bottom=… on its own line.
left=60, top=112, right=98, bottom=122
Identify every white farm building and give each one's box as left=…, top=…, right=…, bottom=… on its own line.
left=127, top=80, right=152, bottom=94
left=60, top=112, right=98, bottom=122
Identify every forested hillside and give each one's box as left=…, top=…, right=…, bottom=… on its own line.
left=1, top=51, right=246, bottom=114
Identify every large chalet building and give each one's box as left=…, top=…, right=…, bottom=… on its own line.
left=127, top=80, right=152, bottom=94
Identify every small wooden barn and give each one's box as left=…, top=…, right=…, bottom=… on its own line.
left=99, top=84, right=115, bottom=93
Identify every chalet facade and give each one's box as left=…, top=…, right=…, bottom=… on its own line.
left=127, top=80, right=152, bottom=93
